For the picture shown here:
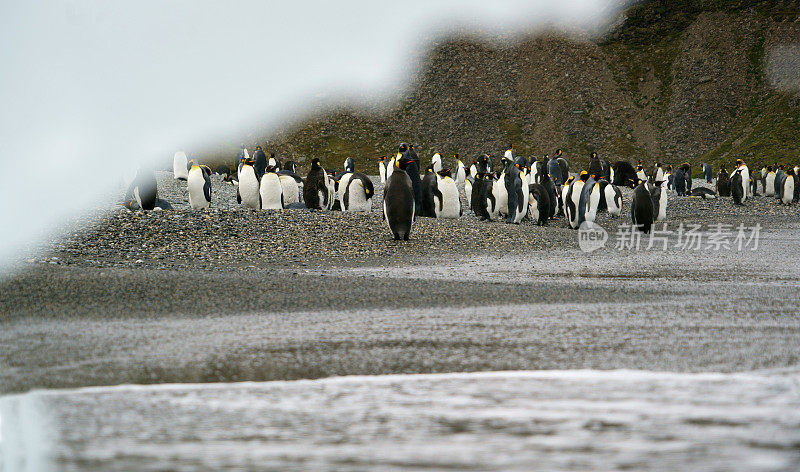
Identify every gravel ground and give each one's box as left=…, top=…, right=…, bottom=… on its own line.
left=2, top=171, right=800, bottom=393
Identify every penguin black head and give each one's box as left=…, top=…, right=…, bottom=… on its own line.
left=256, top=146, right=262, bottom=151
left=591, top=152, right=598, bottom=159
left=656, top=162, right=662, bottom=168
left=565, top=175, right=575, bottom=186
left=788, top=167, right=796, bottom=176
left=398, top=143, right=409, bottom=153
left=579, top=171, right=589, bottom=182
left=767, top=165, right=773, bottom=171
left=397, top=154, right=412, bottom=170
left=438, top=168, right=452, bottom=178
left=668, top=164, right=673, bottom=171
left=378, top=156, right=385, bottom=162
left=454, top=153, right=460, bottom=160
left=545, top=154, right=550, bottom=160
left=425, top=164, right=434, bottom=173
left=266, top=165, right=278, bottom=173
left=311, top=158, right=322, bottom=169
left=243, top=157, right=254, bottom=166
left=556, top=149, right=562, bottom=157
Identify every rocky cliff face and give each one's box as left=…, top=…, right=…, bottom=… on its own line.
left=206, top=2, right=800, bottom=172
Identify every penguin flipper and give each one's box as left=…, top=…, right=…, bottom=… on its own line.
left=236, top=188, right=241, bottom=204
left=433, top=186, right=444, bottom=213
left=203, top=179, right=211, bottom=203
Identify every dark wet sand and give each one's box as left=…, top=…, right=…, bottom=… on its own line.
left=2, top=173, right=800, bottom=394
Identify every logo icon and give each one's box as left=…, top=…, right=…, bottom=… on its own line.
left=578, top=221, right=608, bottom=253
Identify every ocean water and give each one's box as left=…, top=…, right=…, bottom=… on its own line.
left=3, top=369, right=799, bottom=471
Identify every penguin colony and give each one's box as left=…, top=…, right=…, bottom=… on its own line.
left=124, top=146, right=798, bottom=240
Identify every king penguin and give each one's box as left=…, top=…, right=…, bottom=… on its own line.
left=130, top=166, right=158, bottom=211
left=631, top=180, right=654, bottom=233
left=717, top=166, right=731, bottom=197
left=434, top=169, right=461, bottom=218
left=780, top=168, right=795, bottom=205
left=188, top=163, right=211, bottom=209
left=431, top=153, right=443, bottom=173
left=378, top=156, right=387, bottom=184
left=344, top=157, right=355, bottom=174
left=702, top=162, right=713, bottom=183
left=504, top=161, right=527, bottom=224
left=605, top=181, right=623, bottom=217
left=420, top=165, right=439, bottom=218
left=260, top=165, right=284, bottom=210
left=731, top=169, right=744, bottom=205
left=383, top=154, right=415, bottom=240
left=764, top=165, right=775, bottom=197
left=303, top=158, right=330, bottom=210
left=173, top=151, right=189, bottom=181
left=253, top=146, right=267, bottom=177
left=650, top=179, right=667, bottom=221
left=237, top=157, right=261, bottom=209
left=340, top=172, right=374, bottom=212
left=731, top=159, right=749, bottom=203
left=565, top=171, right=589, bottom=229
left=455, top=156, right=466, bottom=187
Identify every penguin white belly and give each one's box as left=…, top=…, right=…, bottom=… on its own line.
left=456, top=162, right=465, bottom=187
left=386, top=158, right=395, bottom=179
left=585, top=183, right=601, bottom=223
left=379, top=162, right=386, bottom=183
left=513, top=176, right=529, bottom=224
left=655, top=168, right=664, bottom=183
left=260, top=173, right=284, bottom=209
left=741, top=167, right=750, bottom=202
left=530, top=165, right=539, bottom=184
left=432, top=154, right=442, bottom=173
left=765, top=173, right=776, bottom=196
left=337, top=173, right=354, bottom=208
left=465, top=179, right=472, bottom=208
left=656, top=188, right=667, bottom=221
left=782, top=178, right=794, bottom=205
left=188, top=167, right=210, bottom=209
left=325, top=176, right=335, bottom=210
left=279, top=175, right=299, bottom=204
left=637, top=170, right=647, bottom=181
left=344, top=179, right=371, bottom=212
left=492, top=177, right=505, bottom=218
left=173, top=151, right=189, bottom=180
left=268, top=157, right=277, bottom=167
left=239, top=167, right=261, bottom=209
left=605, top=185, right=622, bottom=217
left=568, top=181, right=585, bottom=228
left=435, top=177, right=460, bottom=218
left=610, top=167, right=615, bottom=184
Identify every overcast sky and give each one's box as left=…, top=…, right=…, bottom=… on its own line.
left=0, top=0, right=616, bottom=271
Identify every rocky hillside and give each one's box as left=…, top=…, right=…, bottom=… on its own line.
left=203, top=1, right=800, bottom=173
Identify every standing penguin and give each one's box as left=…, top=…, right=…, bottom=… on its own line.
left=420, top=165, right=439, bottom=218
left=731, top=159, right=750, bottom=203
left=455, top=156, right=466, bottom=188
left=604, top=181, right=623, bottom=217
left=471, top=172, right=496, bottom=221
left=539, top=171, right=558, bottom=220
left=665, top=164, right=674, bottom=191
left=588, top=152, right=603, bottom=182
left=577, top=173, right=597, bottom=228
left=464, top=167, right=474, bottom=209
left=378, top=156, right=387, bottom=184
left=173, top=151, right=189, bottom=181
left=129, top=166, right=158, bottom=211
left=764, top=166, right=776, bottom=197
left=555, top=149, right=569, bottom=182
left=631, top=180, right=654, bottom=233
left=434, top=169, right=461, bottom=218
left=386, top=155, right=395, bottom=180
left=283, top=160, right=297, bottom=174
left=504, top=161, right=526, bottom=224
left=383, top=155, right=415, bottom=240
left=431, top=153, right=443, bottom=173
left=253, top=146, right=267, bottom=177
left=653, top=163, right=665, bottom=183
left=565, top=171, right=589, bottom=229
left=278, top=173, right=300, bottom=205
left=343, top=157, right=355, bottom=174
left=268, top=153, right=280, bottom=170
left=731, top=169, right=744, bottom=205
left=494, top=157, right=511, bottom=218
left=528, top=182, right=550, bottom=226
left=584, top=180, right=603, bottom=224
left=340, top=172, right=374, bottom=212
left=260, top=166, right=284, bottom=210
left=717, top=166, right=731, bottom=197
left=188, top=163, right=212, bottom=209
left=774, top=165, right=785, bottom=199
left=547, top=154, right=562, bottom=185
left=702, top=163, right=713, bottom=183
left=237, top=157, right=261, bottom=209
left=650, top=180, right=667, bottom=222
left=399, top=143, right=423, bottom=215
left=612, top=161, right=638, bottom=188
left=673, top=165, right=687, bottom=196
left=560, top=175, right=575, bottom=217
left=303, top=158, right=330, bottom=210
left=635, top=162, right=647, bottom=182
left=780, top=168, right=795, bottom=205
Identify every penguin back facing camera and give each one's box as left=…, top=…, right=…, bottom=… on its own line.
left=383, top=154, right=415, bottom=240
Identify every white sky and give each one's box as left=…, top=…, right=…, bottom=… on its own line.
left=0, top=0, right=616, bottom=271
